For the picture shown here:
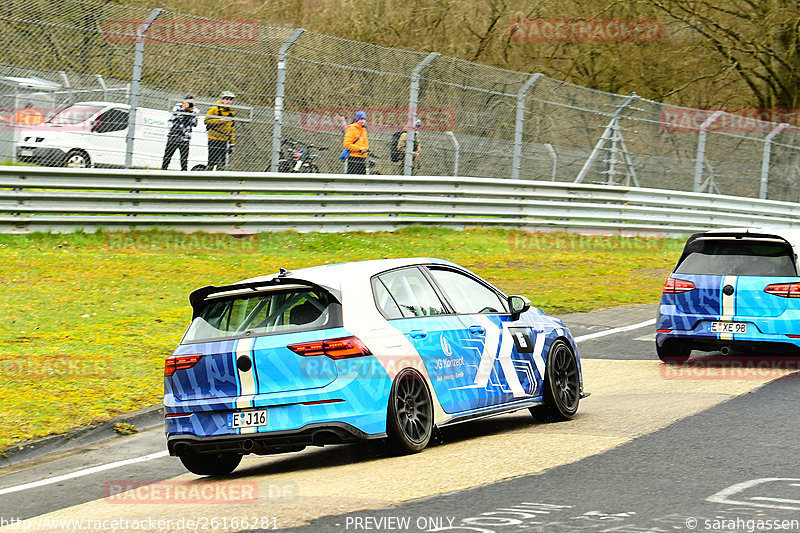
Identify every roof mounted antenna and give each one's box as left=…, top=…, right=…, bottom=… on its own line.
left=278, top=267, right=291, bottom=277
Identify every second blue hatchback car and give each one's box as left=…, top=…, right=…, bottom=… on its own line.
left=657, top=228, right=800, bottom=363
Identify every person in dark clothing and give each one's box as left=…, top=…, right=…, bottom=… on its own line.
left=162, top=94, right=198, bottom=171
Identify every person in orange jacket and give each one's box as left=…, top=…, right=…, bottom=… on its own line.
left=342, top=110, right=369, bottom=174
left=1, top=103, right=45, bottom=126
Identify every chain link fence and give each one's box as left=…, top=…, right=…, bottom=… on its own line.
left=2, top=0, right=800, bottom=202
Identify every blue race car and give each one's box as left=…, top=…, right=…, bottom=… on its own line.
left=657, top=228, right=800, bottom=364
left=165, top=258, right=585, bottom=475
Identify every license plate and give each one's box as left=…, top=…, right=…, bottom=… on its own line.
left=707, top=321, right=747, bottom=334
left=19, top=149, right=33, bottom=157
left=227, top=409, right=268, bottom=429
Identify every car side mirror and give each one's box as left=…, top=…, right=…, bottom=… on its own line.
left=508, top=295, right=530, bottom=320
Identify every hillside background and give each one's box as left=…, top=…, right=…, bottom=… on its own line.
left=129, top=0, right=800, bottom=113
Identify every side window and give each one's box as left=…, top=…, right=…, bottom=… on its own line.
left=372, top=277, right=403, bottom=319
left=378, top=267, right=447, bottom=318
left=95, top=109, right=129, bottom=133
left=428, top=268, right=507, bottom=314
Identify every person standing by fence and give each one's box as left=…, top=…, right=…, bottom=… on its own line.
left=392, top=119, right=421, bottom=173
left=161, top=94, right=197, bottom=171
left=205, top=91, right=236, bottom=171
left=342, top=110, right=369, bottom=174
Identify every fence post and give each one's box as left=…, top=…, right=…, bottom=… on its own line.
left=575, top=92, right=637, bottom=183
left=760, top=123, right=788, bottom=200
left=511, top=73, right=543, bottom=180
left=124, top=8, right=163, bottom=169
left=405, top=52, right=439, bottom=176
left=270, top=28, right=306, bottom=173
left=693, top=110, right=723, bottom=192
left=544, top=143, right=557, bottom=181
left=446, top=131, right=460, bottom=176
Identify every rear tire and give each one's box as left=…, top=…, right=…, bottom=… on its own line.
left=179, top=450, right=242, bottom=476
left=190, top=164, right=206, bottom=171
left=532, top=339, right=580, bottom=421
left=386, top=369, right=433, bottom=453
left=63, top=149, right=90, bottom=168
left=656, top=341, right=691, bottom=365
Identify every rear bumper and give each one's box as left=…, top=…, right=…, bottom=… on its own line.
left=167, top=422, right=384, bottom=456
left=164, top=370, right=392, bottom=443
left=657, top=305, right=800, bottom=353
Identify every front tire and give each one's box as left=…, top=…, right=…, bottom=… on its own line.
left=190, top=164, right=206, bottom=171
left=179, top=450, right=242, bottom=476
left=533, top=339, right=580, bottom=420
left=63, top=149, right=90, bottom=168
left=387, top=369, right=433, bottom=453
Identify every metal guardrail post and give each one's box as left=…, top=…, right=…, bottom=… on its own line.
left=95, top=75, right=108, bottom=101
left=693, top=110, right=724, bottom=192
left=58, top=71, right=72, bottom=104
left=270, top=28, right=306, bottom=173
left=446, top=131, right=460, bottom=176
left=544, top=143, right=557, bottom=181
left=124, top=8, right=163, bottom=169
left=511, top=73, right=543, bottom=180
left=405, top=52, right=439, bottom=177
left=760, top=123, right=788, bottom=200
left=575, top=92, right=637, bottom=183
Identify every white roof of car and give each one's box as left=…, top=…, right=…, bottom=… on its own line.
left=237, top=257, right=456, bottom=292
left=698, top=227, right=800, bottom=251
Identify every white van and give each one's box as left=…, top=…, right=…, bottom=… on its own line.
left=15, top=101, right=208, bottom=170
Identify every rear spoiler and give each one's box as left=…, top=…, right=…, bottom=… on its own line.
left=189, top=278, right=340, bottom=319
left=686, top=231, right=792, bottom=247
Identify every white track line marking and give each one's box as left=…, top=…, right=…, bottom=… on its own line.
left=1, top=319, right=655, bottom=496
left=573, top=318, right=656, bottom=343
left=0, top=450, right=169, bottom=496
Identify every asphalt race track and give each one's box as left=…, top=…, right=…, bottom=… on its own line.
left=1, top=303, right=798, bottom=533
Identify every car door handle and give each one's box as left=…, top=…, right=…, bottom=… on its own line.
left=407, top=329, right=428, bottom=340
left=469, top=325, right=486, bottom=335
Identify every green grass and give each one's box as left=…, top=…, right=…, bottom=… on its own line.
left=0, top=227, right=685, bottom=450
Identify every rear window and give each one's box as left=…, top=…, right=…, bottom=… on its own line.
left=181, top=288, right=341, bottom=344
left=675, top=239, right=797, bottom=276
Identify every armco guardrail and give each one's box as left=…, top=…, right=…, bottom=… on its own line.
left=2, top=166, right=800, bottom=234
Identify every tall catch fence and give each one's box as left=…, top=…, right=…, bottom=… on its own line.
left=2, top=0, right=800, bottom=202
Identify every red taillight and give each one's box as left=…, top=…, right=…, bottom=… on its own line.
left=657, top=329, right=672, bottom=333
left=764, top=282, right=800, bottom=298
left=164, top=354, right=203, bottom=376
left=287, top=336, right=372, bottom=360
left=663, top=278, right=696, bottom=294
